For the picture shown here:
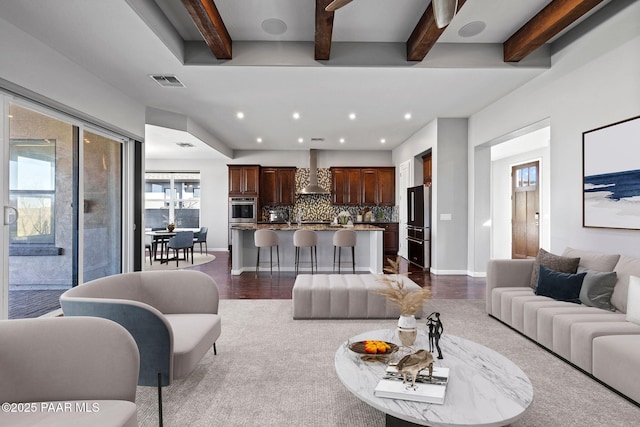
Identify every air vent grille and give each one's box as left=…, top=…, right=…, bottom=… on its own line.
left=175, top=142, right=195, bottom=148
left=150, top=75, right=185, bottom=88
left=310, top=137, right=325, bottom=142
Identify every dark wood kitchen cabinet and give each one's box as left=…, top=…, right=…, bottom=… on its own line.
left=260, top=167, right=296, bottom=206
left=378, top=222, right=399, bottom=256
left=361, top=167, right=395, bottom=206
left=228, top=165, right=259, bottom=196
left=331, top=168, right=361, bottom=206
left=332, top=167, right=395, bottom=206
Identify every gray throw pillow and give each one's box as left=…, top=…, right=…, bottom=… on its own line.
left=530, top=248, right=580, bottom=289
left=578, top=268, right=617, bottom=311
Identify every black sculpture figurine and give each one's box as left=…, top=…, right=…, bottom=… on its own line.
left=426, top=312, right=444, bottom=359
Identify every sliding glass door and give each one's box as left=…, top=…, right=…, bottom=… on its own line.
left=1, top=98, right=127, bottom=319
left=82, top=130, right=122, bottom=282
left=6, top=103, right=75, bottom=318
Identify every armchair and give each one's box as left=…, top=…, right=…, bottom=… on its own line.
left=0, top=317, right=139, bottom=427
left=60, top=270, right=221, bottom=427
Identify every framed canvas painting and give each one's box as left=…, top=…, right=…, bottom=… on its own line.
left=583, top=115, right=640, bottom=230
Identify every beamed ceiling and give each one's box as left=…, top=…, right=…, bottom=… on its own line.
left=0, top=0, right=622, bottom=158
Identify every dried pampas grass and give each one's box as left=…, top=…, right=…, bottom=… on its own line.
left=376, top=257, right=432, bottom=316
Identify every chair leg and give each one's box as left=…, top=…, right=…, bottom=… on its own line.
left=338, top=247, right=342, bottom=273
left=333, top=246, right=336, bottom=272
left=191, top=247, right=194, bottom=264
left=295, top=247, right=299, bottom=275
left=213, top=342, right=217, bottom=355
left=157, top=372, right=163, bottom=427
left=175, top=249, right=179, bottom=267
left=255, top=247, right=260, bottom=278
left=277, top=245, right=280, bottom=272
left=352, top=246, right=355, bottom=273
left=310, top=246, right=314, bottom=274
left=269, top=246, right=273, bottom=276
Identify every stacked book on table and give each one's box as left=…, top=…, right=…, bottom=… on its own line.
left=374, top=365, right=450, bottom=404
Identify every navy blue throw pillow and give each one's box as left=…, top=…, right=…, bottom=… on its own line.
left=535, top=265, right=586, bottom=304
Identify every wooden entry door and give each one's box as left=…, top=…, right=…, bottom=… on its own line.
left=512, top=161, right=539, bottom=259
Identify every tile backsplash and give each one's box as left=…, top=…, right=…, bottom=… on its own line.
left=260, top=168, right=397, bottom=222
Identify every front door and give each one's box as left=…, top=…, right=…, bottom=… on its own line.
left=512, top=161, right=539, bottom=259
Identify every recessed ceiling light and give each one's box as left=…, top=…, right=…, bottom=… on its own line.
left=339, top=138, right=345, bottom=144
left=380, top=138, right=386, bottom=144
left=236, top=112, right=244, bottom=119
left=404, top=113, right=412, bottom=120
left=458, top=21, right=486, bottom=38
left=298, top=138, right=304, bottom=143
left=349, top=113, right=356, bottom=120
left=256, top=137, right=263, bottom=143
left=292, top=112, right=300, bottom=120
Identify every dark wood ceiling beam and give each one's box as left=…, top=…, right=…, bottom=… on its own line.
left=181, top=0, right=232, bottom=59
left=504, top=0, right=606, bottom=62
left=315, top=0, right=335, bottom=60
left=406, top=0, right=467, bottom=62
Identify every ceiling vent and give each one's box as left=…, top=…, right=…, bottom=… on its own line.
left=150, top=75, right=185, bottom=88
left=310, top=137, right=325, bottom=142
left=175, top=142, right=195, bottom=148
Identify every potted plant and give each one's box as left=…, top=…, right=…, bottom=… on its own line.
left=376, top=257, right=432, bottom=346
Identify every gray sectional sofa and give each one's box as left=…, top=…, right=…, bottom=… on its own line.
left=486, top=248, right=640, bottom=404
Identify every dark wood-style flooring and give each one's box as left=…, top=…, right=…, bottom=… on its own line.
left=189, top=251, right=486, bottom=300
left=9, top=251, right=486, bottom=318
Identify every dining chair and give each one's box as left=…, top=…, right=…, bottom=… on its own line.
left=193, top=226, right=208, bottom=254
left=167, top=231, right=194, bottom=266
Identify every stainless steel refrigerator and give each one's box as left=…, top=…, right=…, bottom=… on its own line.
left=407, top=185, right=431, bottom=269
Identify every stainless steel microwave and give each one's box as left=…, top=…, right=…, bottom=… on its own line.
left=229, top=197, right=257, bottom=223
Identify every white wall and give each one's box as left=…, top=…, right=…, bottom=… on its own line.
left=229, top=150, right=393, bottom=167
left=0, top=17, right=145, bottom=139
left=469, top=1, right=640, bottom=262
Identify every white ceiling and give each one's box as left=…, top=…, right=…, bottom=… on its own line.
left=0, top=0, right=611, bottom=159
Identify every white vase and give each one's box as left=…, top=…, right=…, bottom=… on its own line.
left=397, top=314, right=417, bottom=347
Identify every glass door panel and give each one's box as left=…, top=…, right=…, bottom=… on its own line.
left=8, top=103, right=74, bottom=318
left=82, top=130, right=122, bottom=282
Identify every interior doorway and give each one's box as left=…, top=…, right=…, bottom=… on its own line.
left=511, top=161, right=539, bottom=259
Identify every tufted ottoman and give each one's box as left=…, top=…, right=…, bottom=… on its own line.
left=292, top=274, right=424, bottom=319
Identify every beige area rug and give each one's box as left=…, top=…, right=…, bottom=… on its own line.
left=144, top=252, right=215, bottom=271
left=135, top=299, right=640, bottom=427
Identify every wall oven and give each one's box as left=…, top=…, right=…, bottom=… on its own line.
left=229, top=197, right=257, bottom=223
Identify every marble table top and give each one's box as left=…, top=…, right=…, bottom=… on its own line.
left=335, top=329, right=533, bottom=427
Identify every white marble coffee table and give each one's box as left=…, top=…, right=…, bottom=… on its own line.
left=335, top=329, right=533, bottom=427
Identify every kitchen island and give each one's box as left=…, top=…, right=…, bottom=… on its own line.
left=230, top=223, right=384, bottom=275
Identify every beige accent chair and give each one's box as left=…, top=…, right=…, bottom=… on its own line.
left=0, top=316, right=139, bottom=427
left=60, top=270, right=221, bottom=427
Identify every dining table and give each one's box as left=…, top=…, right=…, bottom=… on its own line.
left=145, top=230, right=176, bottom=263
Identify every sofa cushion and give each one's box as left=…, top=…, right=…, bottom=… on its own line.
left=530, top=248, right=580, bottom=289
left=571, top=321, right=640, bottom=373
left=611, top=255, right=640, bottom=313
left=593, top=335, right=640, bottom=404
left=551, top=312, right=625, bottom=361
left=165, top=313, right=221, bottom=380
left=578, top=269, right=617, bottom=311
left=535, top=265, right=585, bottom=304
left=562, top=247, right=620, bottom=272
left=490, top=287, right=533, bottom=319
left=626, top=275, right=640, bottom=326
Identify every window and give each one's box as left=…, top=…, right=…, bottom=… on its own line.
left=9, top=139, right=56, bottom=244
left=145, top=172, right=200, bottom=228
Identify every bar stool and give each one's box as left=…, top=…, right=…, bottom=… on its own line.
left=254, top=229, right=279, bottom=277
left=333, top=229, right=356, bottom=273
left=293, top=230, right=318, bottom=275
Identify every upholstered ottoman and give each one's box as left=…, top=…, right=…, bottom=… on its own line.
left=292, top=274, right=424, bottom=319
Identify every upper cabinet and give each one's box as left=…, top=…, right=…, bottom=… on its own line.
left=331, top=167, right=395, bottom=206
left=228, top=165, right=260, bottom=196
left=423, top=152, right=432, bottom=186
left=260, top=167, right=296, bottom=206
left=331, top=168, right=361, bottom=206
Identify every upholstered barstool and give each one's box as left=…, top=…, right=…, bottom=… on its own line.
left=293, top=230, right=318, bottom=275
left=254, top=229, right=280, bottom=277
left=333, top=229, right=356, bottom=273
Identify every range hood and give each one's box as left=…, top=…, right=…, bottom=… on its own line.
left=298, top=149, right=330, bottom=195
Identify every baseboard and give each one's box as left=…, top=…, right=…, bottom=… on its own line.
left=429, top=269, right=468, bottom=275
